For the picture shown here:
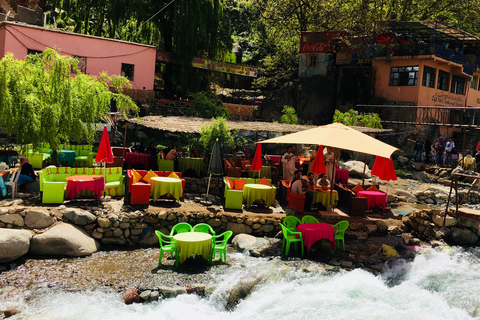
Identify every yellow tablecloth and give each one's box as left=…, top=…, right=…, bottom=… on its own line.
left=173, top=232, right=213, bottom=264
left=150, top=177, right=183, bottom=201
left=310, top=190, right=339, bottom=209
left=243, top=183, right=275, bottom=208
left=157, top=158, right=174, bottom=172
left=178, top=157, right=205, bottom=174
left=246, top=165, right=272, bottom=179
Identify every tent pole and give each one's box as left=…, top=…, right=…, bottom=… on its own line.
left=329, top=153, right=336, bottom=212
left=362, top=153, right=367, bottom=185
left=206, top=173, right=212, bottom=199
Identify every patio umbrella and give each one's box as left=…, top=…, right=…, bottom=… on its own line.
left=251, top=141, right=263, bottom=178
left=95, top=126, right=114, bottom=189
left=371, top=156, right=397, bottom=195
left=260, top=122, right=401, bottom=211
left=310, top=145, right=326, bottom=175
left=205, top=139, right=223, bottom=199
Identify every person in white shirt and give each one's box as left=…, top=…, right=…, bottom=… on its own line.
left=281, top=146, right=297, bottom=181
left=291, top=176, right=307, bottom=195
left=445, top=137, right=455, bottom=166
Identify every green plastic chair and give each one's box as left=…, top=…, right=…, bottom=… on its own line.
left=170, top=222, right=193, bottom=236
left=333, top=220, right=349, bottom=252
left=193, top=223, right=216, bottom=236
left=155, top=230, right=179, bottom=267
left=283, top=216, right=302, bottom=232
left=210, top=230, right=233, bottom=263
left=280, top=223, right=304, bottom=256
left=301, top=215, right=319, bottom=224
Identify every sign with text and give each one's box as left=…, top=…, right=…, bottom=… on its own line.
left=431, top=92, right=465, bottom=107
left=300, top=31, right=347, bottom=53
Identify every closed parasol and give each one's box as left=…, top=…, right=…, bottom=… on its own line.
left=95, top=126, right=114, bottom=191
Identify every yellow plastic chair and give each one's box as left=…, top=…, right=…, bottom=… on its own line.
left=210, top=230, right=233, bottom=263
left=301, top=215, right=319, bottom=224
left=280, top=223, right=304, bottom=256
left=155, top=230, right=178, bottom=267
left=169, top=222, right=192, bottom=236
left=333, top=221, right=349, bottom=252
left=283, top=216, right=302, bottom=232
left=193, top=223, right=216, bottom=236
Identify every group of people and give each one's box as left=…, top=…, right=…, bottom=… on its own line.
left=410, top=136, right=456, bottom=166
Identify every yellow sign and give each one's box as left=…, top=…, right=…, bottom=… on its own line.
left=192, top=58, right=257, bottom=78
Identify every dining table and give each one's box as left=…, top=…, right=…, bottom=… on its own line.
left=246, top=165, right=272, bottom=179
left=297, top=222, right=335, bottom=251
left=357, top=190, right=387, bottom=212
left=125, top=152, right=153, bottom=170
left=309, top=189, right=339, bottom=210
left=0, top=150, right=18, bottom=166
left=51, top=150, right=77, bottom=166
left=335, top=168, right=349, bottom=184
left=157, top=157, right=174, bottom=172
left=178, top=157, right=205, bottom=175
left=150, top=176, right=183, bottom=201
left=173, top=232, right=213, bottom=264
left=66, top=175, right=105, bottom=200
left=242, top=183, right=275, bottom=208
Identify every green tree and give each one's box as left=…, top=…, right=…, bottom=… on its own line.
left=333, top=109, right=383, bottom=128
left=199, top=117, right=234, bottom=152
left=189, top=92, right=230, bottom=119
left=280, top=106, right=298, bottom=124
left=0, top=48, right=138, bottom=165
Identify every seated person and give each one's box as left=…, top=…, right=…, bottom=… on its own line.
left=18, top=157, right=37, bottom=185
left=316, top=173, right=330, bottom=189
left=147, top=142, right=158, bottom=157
left=291, top=175, right=307, bottom=195
left=164, top=143, right=174, bottom=157
left=306, top=171, right=316, bottom=191
left=165, top=146, right=179, bottom=160
left=291, top=169, right=302, bottom=184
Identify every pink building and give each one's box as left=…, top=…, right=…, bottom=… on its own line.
left=0, top=21, right=156, bottom=103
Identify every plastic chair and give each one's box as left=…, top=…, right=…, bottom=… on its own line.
left=193, top=223, right=216, bottom=236
left=283, top=216, right=302, bottom=232
left=5, top=168, right=21, bottom=199
left=333, top=220, right=349, bottom=252
left=210, top=230, right=233, bottom=263
left=280, top=223, right=304, bottom=256
left=169, top=222, right=193, bottom=236
left=301, top=215, right=319, bottom=224
left=155, top=230, right=179, bottom=267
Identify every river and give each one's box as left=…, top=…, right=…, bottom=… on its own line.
left=1, top=246, right=479, bottom=320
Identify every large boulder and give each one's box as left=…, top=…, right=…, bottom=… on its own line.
left=0, top=229, right=33, bottom=263
left=232, top=234, right=268, bottom=252
left=24, top=208, right=55, bottom=229
left=64, top=208, right=96, bottom=225
left=450, top=227, right=479, bottom=245
left=0, top=213, right=24, bottom=227
left=395, top=190, right=417, bottom=203
left=342, top=161, right=371, bottom=179
left=29, top=222, right=100, bottom=256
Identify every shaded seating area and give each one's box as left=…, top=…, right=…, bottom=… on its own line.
left=223, top=177, right=276, bottom=210
left=28, top=143, right=97, bottom=169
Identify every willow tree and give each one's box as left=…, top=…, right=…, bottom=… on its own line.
left=0, top=48, right=138, bottom=164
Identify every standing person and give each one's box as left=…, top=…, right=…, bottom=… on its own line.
left=445, top=138, right=455, bottom=166
left=281, top=146, right=297, bottom=181
left=424, top=137, right=432, bottom=163
left=324, top=147, right=335, bottom=183
left=435, top=137, right=445, bottom=166
left=18, top=157, right=37, bottom=185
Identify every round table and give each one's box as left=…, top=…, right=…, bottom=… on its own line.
left=335, top=168, right=349, bottom=184
left=50, top=150, right=77, bottom=166
left=357, top=190, right=387, bottom=212
left=66, top=175, right=105, bottom=200
left=178, top=157, right=205, bottom=175
left=310, top=190, right=339, bottom=209
left=173, top=232, right=213, bottom=264
left=246, top=165, right=272, bottom=179
left=297, top=223, right=335, bottom=251
left=242, top=183, right=274, bottom=208
left=150, top=176, right=183, bottom=201
left=157, top=157, right=174, bottom=172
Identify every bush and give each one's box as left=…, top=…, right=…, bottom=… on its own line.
left=189, top=92, right=229, bottom=119
left=199, top=117, right=235, bottom=152
left=280, top=106, right=298, bottom=124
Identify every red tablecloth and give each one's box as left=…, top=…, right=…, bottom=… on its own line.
left=297, top=223, right=335, bottom=250
left=66, top=175, right=105, bottom=200
left=125, top=152, right=153, bottom=169
left=335, top=168, right=349, bottom=184
left=357, top=190, right=387, bottom=212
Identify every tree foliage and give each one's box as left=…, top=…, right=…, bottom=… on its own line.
left=0, top=48, right=138, bottom=160
left=333, top=109, right=383, bottom=128
left=199, top=117, right=235, bottom=151
left=189, top=92, right=230, bottom=119
left=280, top=106, right=298, bottom=124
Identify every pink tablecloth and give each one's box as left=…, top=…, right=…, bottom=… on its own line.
left=297, top=223, right=335, bottom=250
left=66, top=175, right=105, bottom=200
left=335, top=168, right=349, bottom=184
left=125, top=152, right=153, bottom=169
left=357, top=190, right=387, bottom=212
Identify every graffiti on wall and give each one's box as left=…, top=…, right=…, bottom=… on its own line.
left=431, top=92, right=464, bottom=107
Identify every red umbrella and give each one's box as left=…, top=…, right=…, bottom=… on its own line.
left=372, top=156, right=397, bottom=181
left=311, top=145, right=326, bottom=175
left=250, top=141, right=263, bottom=171
left=95, top=126, right=114, bottom=163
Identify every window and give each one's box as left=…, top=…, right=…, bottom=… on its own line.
left=390, top=66, right=418, bottom=86
left=27, top=49, right=42, bottom=56
left=121, top=63, right=134, bottom=80
left=422, top=66, right=436, bottom=88
left=471, top=75, right=478, bottom=90
left=451, top=75, right=465, bottom=95
left=437, top=70, right=450, bottom=91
